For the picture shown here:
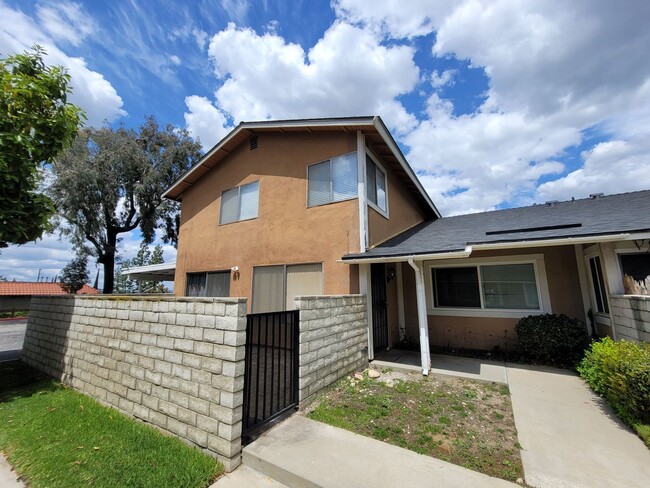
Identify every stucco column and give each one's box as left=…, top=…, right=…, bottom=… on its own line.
left=408, top=259, right=430, bottom=375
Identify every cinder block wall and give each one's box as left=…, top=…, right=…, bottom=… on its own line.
left=295, top=295, right=368, bottom=403
left=22, top=296, right=247, bottom=471
left=610, top=295, right=650, bottom=343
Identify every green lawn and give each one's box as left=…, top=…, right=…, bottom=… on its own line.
left=308, top=371, right=523, bottom=482
left=0, top=362, right=223, bottom=488
left=634, top=424, right=650, bottom=448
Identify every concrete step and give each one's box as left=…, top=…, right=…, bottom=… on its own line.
left=210, top=465, right=289, bottom=488
left=242, top=414, right=517, bottom=488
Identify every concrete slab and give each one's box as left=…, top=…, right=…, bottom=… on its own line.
left=372, top=351, right=508, bottom=384
left=244, top=415, right=517, bottom=488
left=0, top=454, right=25, bottom=488
left=506, top=363, right=650, bottom=488
left=0, top=319, right=26, bottom=363
left=210, top=465, right=289, bottom=488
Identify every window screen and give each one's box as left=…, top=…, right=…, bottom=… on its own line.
left=308, top=152, right=357, bottom=207
left=206, top=272, right=230, bottom=297
left=186, top=273, right=207, bottom=297
left=434, top=267, right=481, bottom=308
left=481, top=263, right=539, bottom=309
left=285, top=263, right=323, bottom=310
left=220, top=181, right=259, bottom=224
left=252, top=266, right=285, bottom=313
left=366, top=156, right=387, bottom=212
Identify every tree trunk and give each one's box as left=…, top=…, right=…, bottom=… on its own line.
left=102, top=231, right=117, bottom=294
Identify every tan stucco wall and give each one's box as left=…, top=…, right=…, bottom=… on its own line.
left=174, top=131, right=360, bottom=309
left=366, top=143, right=428, bottom=248
left=400, top=245, right=585, bottom=351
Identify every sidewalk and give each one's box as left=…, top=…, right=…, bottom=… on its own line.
left=506, top=363, right=650, bottom=488
left=0, top=454, right=25, bottom=488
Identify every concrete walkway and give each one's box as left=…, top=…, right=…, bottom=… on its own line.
left=239, top=415, right=516, bottom=488
left=506, top=363, right=650, bottom=488
left=0, top=318, right=27, bottom=362
left=372, top=350, right=508, bottom=384
left=0, top=454, right=25, bottom=488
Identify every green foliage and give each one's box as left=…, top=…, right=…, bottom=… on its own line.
left=515, top=314, right=589, bottom=365
left=0, top=46, right=84, bottom=247
left=578, top=337, right=650, bottom=426
left=49, top=116, right=201, bottom=293
left=60, top=253, right=89, bottom=294
left=114, top=241, right=169, bottom=294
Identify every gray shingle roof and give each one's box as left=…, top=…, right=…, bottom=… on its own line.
left=344, top=190, right=650, bottom=260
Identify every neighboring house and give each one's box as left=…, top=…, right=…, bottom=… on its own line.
left=127, top=115, right=650, bottom=374
left=0, top=282, right=99, bottom=313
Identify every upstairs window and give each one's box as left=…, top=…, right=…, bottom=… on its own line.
left=366, top=155, right=387, bottom=213
left=220, top=180, right=259, bottom=225
left=307, top=152, right=357, bottom=207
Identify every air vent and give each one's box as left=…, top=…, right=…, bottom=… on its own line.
left=249, top=136, right=258, bottom=150
left=589, top=192, right=604, bottom=199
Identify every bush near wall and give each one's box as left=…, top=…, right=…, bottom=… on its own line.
left=515, top=314, right=589, bottom=365
left=578, top=338, right=650, bottom=428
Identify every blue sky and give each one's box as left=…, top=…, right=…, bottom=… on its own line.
left=1, top=0, right=650, bottom=284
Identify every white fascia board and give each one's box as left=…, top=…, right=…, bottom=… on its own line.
left=122, top=262, right=177, bottom=276
left=339, top=247, right=473, bottom=264
left=372, top=117, right=442, bottom=219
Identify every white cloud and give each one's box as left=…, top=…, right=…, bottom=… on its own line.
left=0, top=233, right=77, bottom=282
left=184, top=95, right=231, bottom=150
left=0, top=3, right=125, bottom=126
left=168, top=54, right=181, bottom=66
left=35, top=0, right=96, bottom=46
left=430, top=69, right=455, bottom=89
left=220, top=0, right=249, bottom=24
left=184, top=21, right=419, bottom=138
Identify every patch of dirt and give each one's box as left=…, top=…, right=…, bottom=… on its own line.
left=305, top=368, right=525, bottom=483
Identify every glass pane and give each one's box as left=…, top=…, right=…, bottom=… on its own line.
left=376, top=167, right=387, bottom=211
left=481, top=263, right=539, bottom=309
left=366, top=157, right=377, bottom=205
left=589, top=257, right=605, bottom=313
left=620, top=253, right=650, bottom=296
left=252, top=265, right=285, bottom=313
left=206, top=272, right=230, bottom=297
left=186, top=273, right=206, bottom=297
left=332, top=152, right=357, bottom=202
left=220, top=187, right=239, bottom=224
left=308, top=161, right=331, bottom=206
left=239, top=181, right=259, bottom=220
left=434, top=267, right=481, bottom=308
left=286, top=263, right=323, bottom=310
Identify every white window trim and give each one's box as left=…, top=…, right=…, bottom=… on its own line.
left=584, top=247, right=612, bottom=323
left=365, top=150, right=389, bottom=219
left=219, top=180, right=259, bottom=225
left=306, top=152, right=358, bottom=208
left=613, top=243, right=650, bottom=295
left=424, top=254, right=552, bottom=318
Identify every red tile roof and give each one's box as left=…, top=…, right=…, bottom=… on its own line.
left=0, top=282, right=100, bottom=296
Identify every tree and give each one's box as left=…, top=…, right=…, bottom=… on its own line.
left=114, top=241, right=169, bottom=294
left=0, top=46, right=84, bottom=248
left=60, top=253, right=89, bottom=294
left=49, top=116, right=201, bottom=293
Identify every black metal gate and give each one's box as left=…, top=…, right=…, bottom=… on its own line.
left=371, top=263, right=388, bottom=351
left=243, top=310, right=299, bottom=440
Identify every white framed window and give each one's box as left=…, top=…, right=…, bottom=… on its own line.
left=426, top=255, right=551, bottom=318
left=252, top=263, right=323, bottom=313
left=220, top=180, right=259, bottom=225
left=587, top=255, right=609, bottom=313
left=307, top=152, right=357, bottom=207
left=365, top=153, right=388, bottom=215
left=186, top=271, right=230, bottom=297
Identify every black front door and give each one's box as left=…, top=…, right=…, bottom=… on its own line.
left=371, top=263, right=388, bottom=351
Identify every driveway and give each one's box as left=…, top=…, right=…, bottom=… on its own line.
left=0, top=318, right=27, bottom=362
left=506, top=363, right=650, bottom=488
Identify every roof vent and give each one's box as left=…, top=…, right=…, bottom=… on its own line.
left=249, top=136, right=258, bottom=150
left=589, top=192, right=604, bottom=199
left=545, top=200, right=559, bottom=206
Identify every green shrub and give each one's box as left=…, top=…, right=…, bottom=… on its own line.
left=515, top=314, right=589, bottom=365
left=578, top=338, right=650, bottom=425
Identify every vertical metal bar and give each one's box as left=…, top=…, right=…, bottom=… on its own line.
left=284, top=309, right=288, bottom=408
left=292, top=310, right=299, bottom=404
left=254, top=316, right=262, bottom=425
left=262, top=313, right=269, bottom=420
left=271, top=312, right=277, bottom=414
left=243, top=316, right=252, bottom=432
